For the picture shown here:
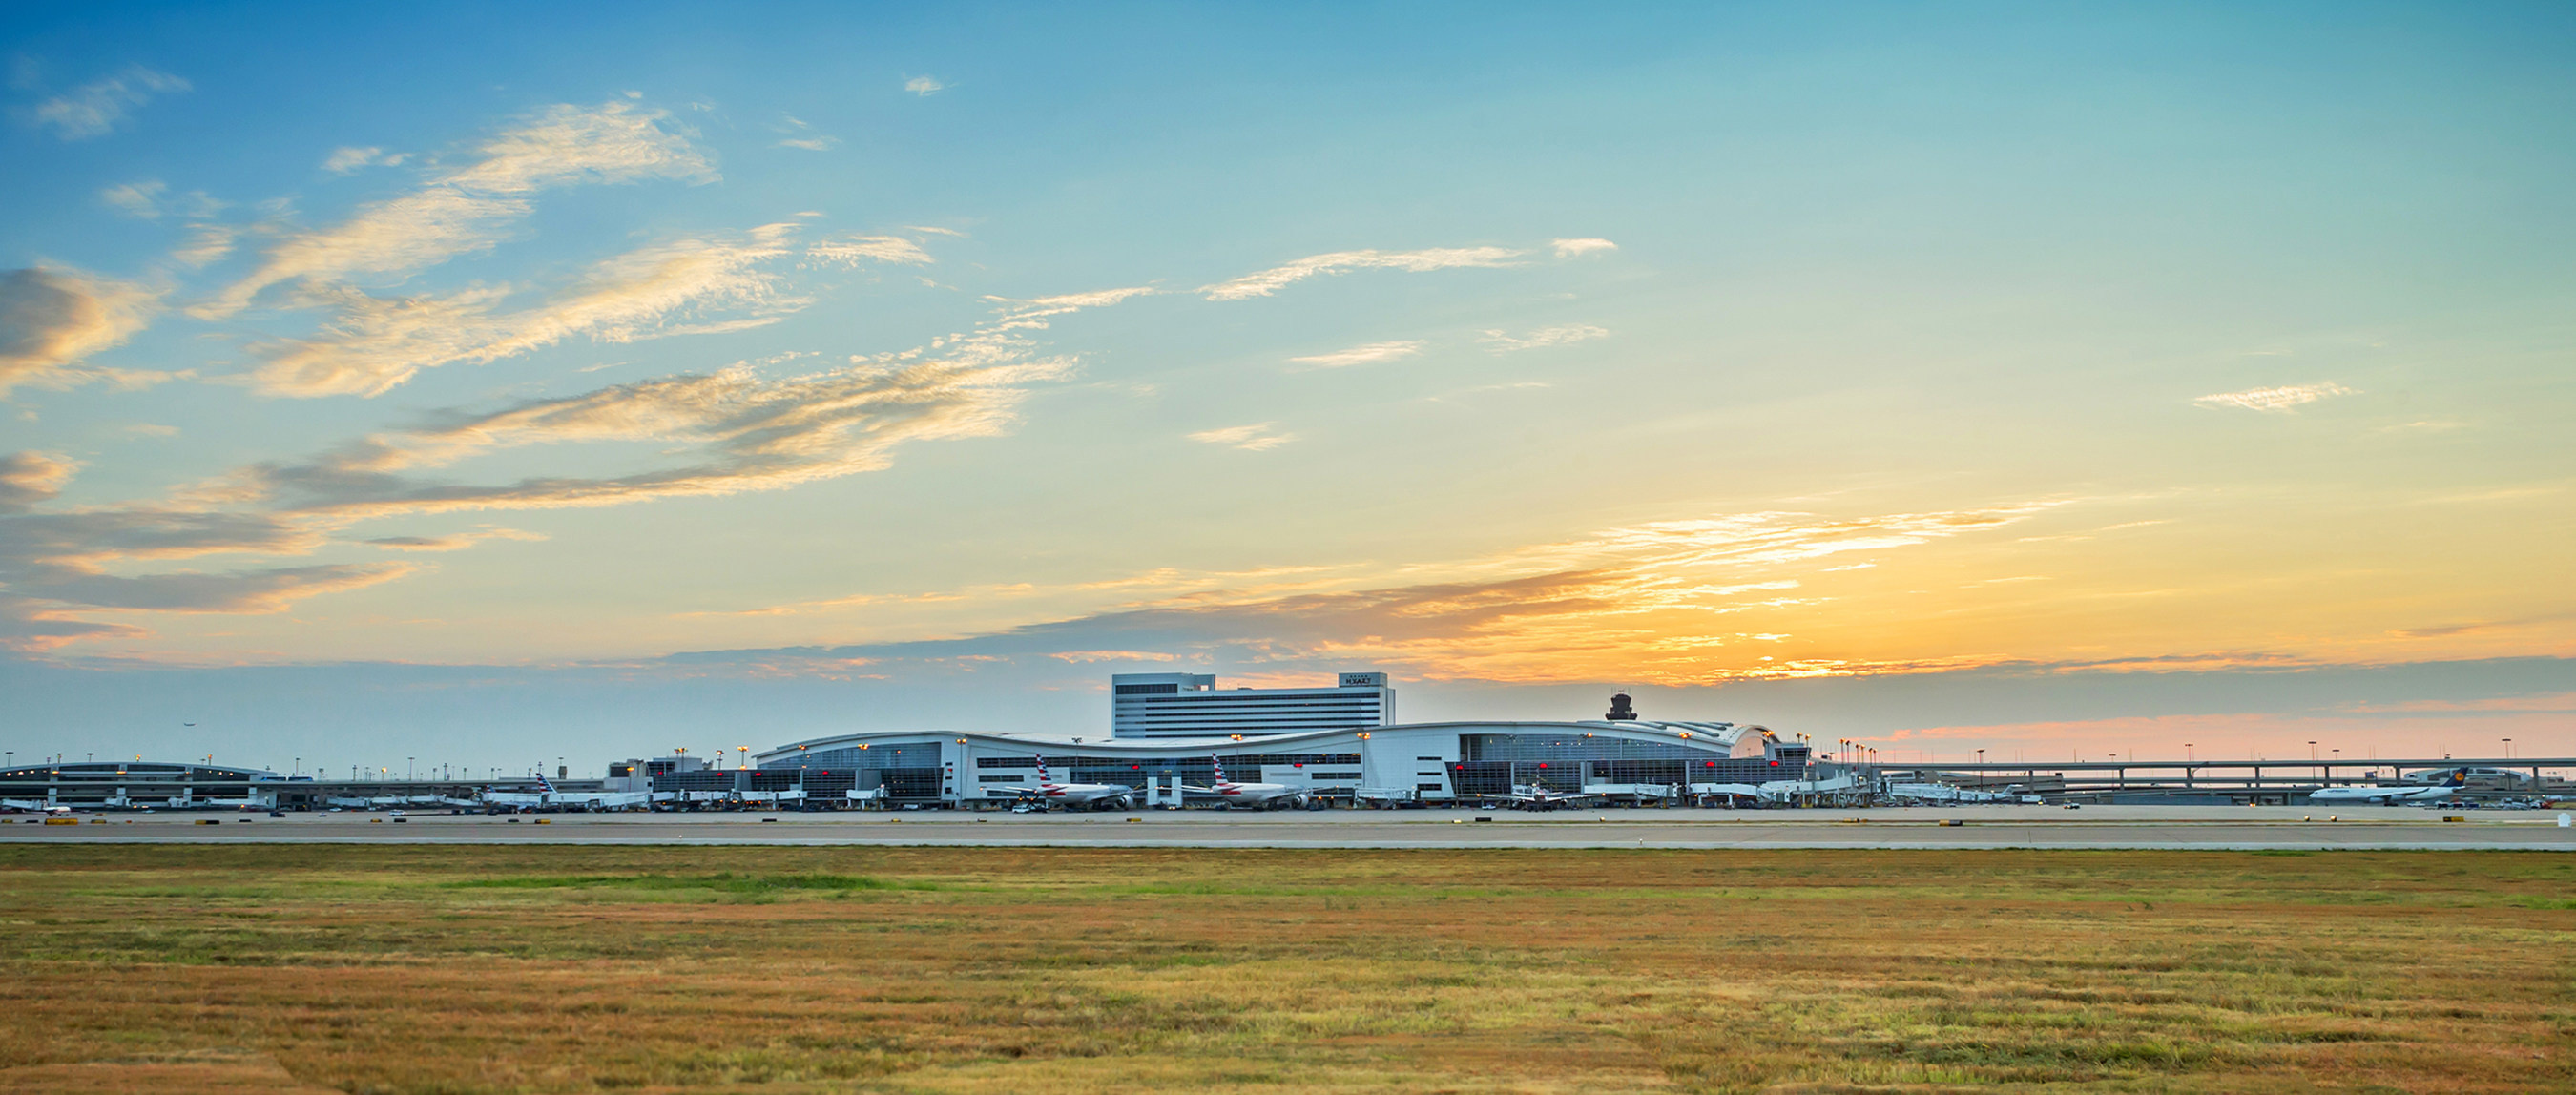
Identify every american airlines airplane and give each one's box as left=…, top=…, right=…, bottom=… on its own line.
left=996, top=758, right=1135, bottom=810
left=483, top=774, right=650, bottom=811
left=1184, top=754, right=1310, bottom=809
left=2307, top=768, right=2471, bottom=805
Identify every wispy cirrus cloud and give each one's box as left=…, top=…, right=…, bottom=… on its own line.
left=694, top=503, right=2064, bottom=684
left=362, top=526, right=548, bottom=552
left=97, top=181, right=224, bottom=223
left=2193, top=382, right=2355, bottom=412
left=1289, top=340, right=1423, bottom=367
left=1186, top=423, right=1296, bottom=450
left=0, top=593, right=145, bottom=651
left=241, top=219, right=937, bottom=398
left=0, top=267, right=162, bottom=396
left=387, top=293, right=1130, bottom=506
left=260, top=356, right=1069, bottom=518
left=0, top=283, right=1147, bottom=654
left=904, top=75, right=945, bottom=96
left=249, top=283, right=1135, bottom=516
left=322, top=146, right=409, bottom=174
left=242, top=220, right=927, bottom=397
left=31, top=66, right=189, bottom=139
left=773, top=114, right=839, bottom=151
left=24, top=563, right=414, bottom=616
left=1198, top=246, right=1524, bottom=300
left=1550, top=237, right=1617, bottom=258
left=0, top=455, right=409, bottom=651
left=0, top=452, right=77, bottom=512
left=100, top=180, right=167, bottom=218
left=197, top=100, right=717, bottom=319
left=694, top=563, right=1349, bottom=620
left=804, top=234, right=932, bottom=265
left=96, top=182, right=237, bottom=268
left=1482, top=324, right=1607, bottom=352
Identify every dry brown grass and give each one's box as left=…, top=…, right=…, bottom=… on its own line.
left=0, top=846, right=2568, bottom=1093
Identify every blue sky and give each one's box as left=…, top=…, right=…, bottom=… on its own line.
left=2, top=3, right=2570, bottom=775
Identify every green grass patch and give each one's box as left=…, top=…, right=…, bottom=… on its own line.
left=447, top=871, right=935, bottom=894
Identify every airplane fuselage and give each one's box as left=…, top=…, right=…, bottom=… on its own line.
left=2308, top=785, right=2455, bottom=804
left=1209, top=781, right=1302, bottom=808
left=1027, top=782, right=1133, bottom=808
left=2309, top=770, right=2468, bottom=804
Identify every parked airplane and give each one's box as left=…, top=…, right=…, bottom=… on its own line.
left=1886, top=782, right=2022, bottom=803
left=483, top=774, right=649, bottom=811
left=2, top=800, right=72, bottom=814
left=1184, top=755, right=1310, bottom=809
left=2308, top=768, right=2471, bottom=805
left=1756, top=772, right=1862, bottom=801
left=1505, top=784, right=1604, bottom=811
left=995, top=758, right=1134, bottom=810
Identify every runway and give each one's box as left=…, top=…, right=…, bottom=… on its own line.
left=7, top=804, right=2572, bottom=850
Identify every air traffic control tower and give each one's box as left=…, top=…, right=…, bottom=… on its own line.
left=1110, top=671, right=1395, bottom=739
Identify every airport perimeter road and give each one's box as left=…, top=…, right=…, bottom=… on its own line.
left=7, top=805, right=2573, bottom=850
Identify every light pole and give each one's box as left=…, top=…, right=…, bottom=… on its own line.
left=2503, top=738, right=2513, bottom=759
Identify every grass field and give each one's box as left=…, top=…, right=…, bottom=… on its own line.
left=0, top=847, right=2568, bottom=1093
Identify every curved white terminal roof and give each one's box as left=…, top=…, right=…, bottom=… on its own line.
left=758, top=719, right=1778, bottom=765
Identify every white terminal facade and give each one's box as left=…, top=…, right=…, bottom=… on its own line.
left=1111, top=671, right=1393, bottom=738
left=747, top=671, right=1809, bottom=807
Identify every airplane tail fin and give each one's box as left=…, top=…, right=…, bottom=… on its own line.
left=1211, top=754, right=1228, bottom=785
left=536, top=773, right=557, bottom=794
left=2445, top=768, right=2470, bottom=787
left=1035, top=757, right=1051, bottom=786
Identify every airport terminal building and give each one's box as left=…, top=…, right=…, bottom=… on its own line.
left=750, top=672, right=1805, bottom=807
left=1110, top=671, right=1394, bottom=738
left=0, top=760, right=282, bottom=810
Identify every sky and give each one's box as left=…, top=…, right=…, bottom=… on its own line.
left=2, top=2, right=2570, bottom=778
